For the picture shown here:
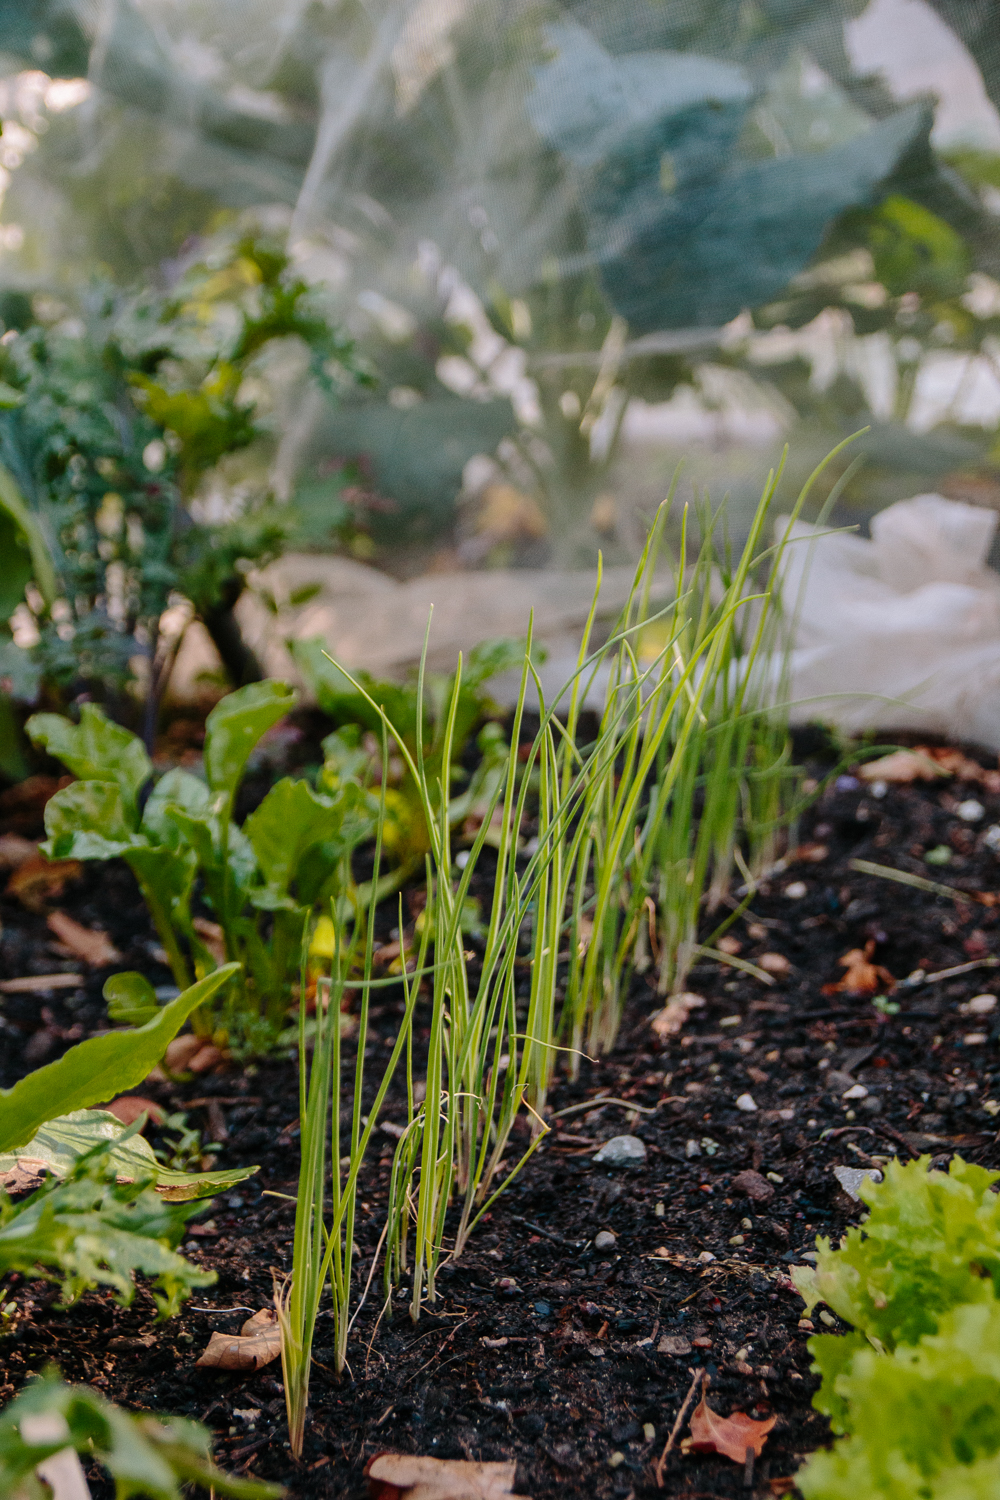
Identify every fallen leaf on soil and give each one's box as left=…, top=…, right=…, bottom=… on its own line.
left=757, top=952, right=791, bottom=977
left=0, top=973, right=83, bottom=994
left=6, top=854, right=83, bottom=912
left=681, top=1392, right=776, bottom=1463
left=195, top=1308, right=281, bottom=1371
left=98, top=1095, right=166, bottom=1128
left=0, top=833, right=39, bottom=869
left=150, top=1034, right=225, bottom=1078
left=857, top=749, right=946, bottom=783
left=191, top=916, right=228, bottom=966
left=650, top=993, right=705, bottom=1038
left=365, top=1453, right=527, bottom=1500
left=822, top=939, right=895, bottom=997
left=47, top=910, right=122, bottom=967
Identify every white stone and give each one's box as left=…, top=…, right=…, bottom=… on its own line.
left=594, top=1230, right=616, bottom=1251
left=842, top=1083, right=869, bottom=1100
left=957, top=799, right=985, bottom=822
left=784, top=881, right=808, bottom=899
left=968, top=994, right=997, bottom=1014
left=593, top=1134, right=646, bottom=1166
left=735, top=1093, right=758, bottom=1112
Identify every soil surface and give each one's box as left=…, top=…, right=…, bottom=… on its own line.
left=3, top=732, right=1000, bottom=1499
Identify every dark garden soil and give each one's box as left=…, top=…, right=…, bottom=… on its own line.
left=3, top=732, right=1000, bottom=1499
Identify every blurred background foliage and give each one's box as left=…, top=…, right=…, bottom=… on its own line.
left=1, top=0, right=1000, bottom=746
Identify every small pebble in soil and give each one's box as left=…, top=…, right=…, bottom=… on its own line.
left=729, top=1234, right=745, bottom=1245
left=784, top=881, right=807, bottom=899
left=593, top=1134, right=647, bottom=1165
left=957, top=799, right=985, bottom=821
left=963, top=994, right=997, bottom=1015
left=593, top=1230, right=616, bottom=1251
left=842, top=1083, right=868, bottom=1099
left=698, top=1251, right=716, bottom=1264
left=608, top=1452, right=625, bottom=1469
left=654, top=1201, right=665, bottom=1216
left=964, top=1033, right=987, bottom=1045
left=643, top=1423, right=656, bottom=1443
left=925, top=845, right=952, bottom=865
left=985, top=824, right=1000, bottom=850
left=735, top=1093, right=757, bottom=1112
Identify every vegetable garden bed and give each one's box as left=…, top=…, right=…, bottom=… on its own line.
left=3, top=724, right=1000, bottom=1498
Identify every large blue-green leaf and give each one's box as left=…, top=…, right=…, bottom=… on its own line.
left=528, top=21, right=934, bottom=331
left=203, top=680, right=297, bottom=810
left=27, top=704, right=151, bottom=822
left=42, top=780, right=137, bottom=860
left=0, top=964, right=240, bottom=1153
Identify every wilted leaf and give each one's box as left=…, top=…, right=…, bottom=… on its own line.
left=196, top=1308, right=282, bottom=1371
left=364, top=1453, right=527, bottom=1500
left=47, top=910, right=121, bottom=967
left=0, top=1109, right=255, bottom=1201
left=822, top=940, right=895, bottom=998
left=6, top=854, right=83, bottom=912
left=681, top=1391, right=776, bottom=1463
left=101, top=1096, right=165, bottom=1127
left=858, top=749, right=945, bottom=784
left=650, top=993, right=705, bottom=1038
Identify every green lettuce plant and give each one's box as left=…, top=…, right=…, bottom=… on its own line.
left=0, top=1371, right=282, bottom=1499
left=28, top=682, right=378, bottom=1053
left=794, top=1156, right=1000, bottom=1499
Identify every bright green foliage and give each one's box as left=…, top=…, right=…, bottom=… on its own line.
left=28, top=703, right=153, bottom=820
left=0, top=965, right=239, bottom=1153
left=795, top=1156, right=1000, bottom=1499
left=297, top=636, right=523, bottom=865
left=798, top=1302, right=1000, bottom=1500
left=0, top=1111, right=255, bottom=1203
left=0, top=1147, right=213, bottom=1317
left=0, top=235, right=360, bottom=708
left=30, top=688, right=377, bottom=1052
left=0, top=1371, right=283, bottom=1498
left=793, top=1155, right=1000, bottom=1351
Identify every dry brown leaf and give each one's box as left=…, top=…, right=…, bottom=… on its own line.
left=0, top=973, right=83, bottom=995
left=195, top=1308, right=281, bottom=1371
left=650, top=992, right=705, bottom=1038
left=681, top=1392, right=776, bottom=1463
left=98, top=1095, right=166, bottom=1128
left=0, top=833, right=39, bottom=870
left=47, top=910, right=122, bottom=967
left=160, top=1034, right=225, bottom=1075
left=6, top=855, right=83, bottom=912
left=857, top=750, right=945, bottom=784
left=822, top=939, right=895, bottom=998
left=365, top=1453, right=527, bottom=1500
left=191, top=917, right=227, bottom=966
left=0, top=1156, right=50, bottom=1193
